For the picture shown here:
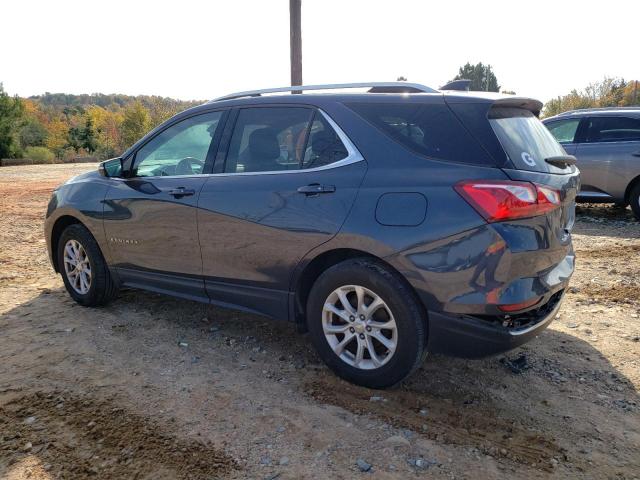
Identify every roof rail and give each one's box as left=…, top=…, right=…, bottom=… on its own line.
left=209, top=82, right=437, bottom=102
left=557, top=106, right=640, bottom=116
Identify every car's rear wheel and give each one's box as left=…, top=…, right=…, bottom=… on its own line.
left=57, top=224, right=118, bottom=306
left=306, top=258, right=427, bottom=388
left=630, top=182, right=640, bottom=220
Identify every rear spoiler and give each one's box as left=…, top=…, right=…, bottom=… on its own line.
left=492, top=97, right=543, bottom=117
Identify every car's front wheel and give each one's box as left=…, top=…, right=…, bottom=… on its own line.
left=57, top=224, right=118, bottom=306
left=630, top=182, right=640, bottom=220
left=306, top=258, right=427, bottom=388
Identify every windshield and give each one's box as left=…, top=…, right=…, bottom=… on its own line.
left=489, top=107, right=567, bottom=172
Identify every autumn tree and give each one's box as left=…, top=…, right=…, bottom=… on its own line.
left=542, top=77, right=640, bottom=117
left=453, top=62, right=500, bottom=92
left=0, top=83, right=24, bottom=158
left=121, top=101, right=151, bottom=149
left=148, top=96, right=183, bottom=127
left=46, top=119, right=70, bottom=158
left=86, top=105, right=123, bottom=158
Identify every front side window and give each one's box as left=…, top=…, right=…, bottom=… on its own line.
left=545, top=118, right=580, bottom=144
left=133, top=111, right=224, bottom=177
left=585, top=116, right=640, bottom=143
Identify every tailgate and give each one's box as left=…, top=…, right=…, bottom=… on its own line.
left=502, top=167, right=580, bottom=245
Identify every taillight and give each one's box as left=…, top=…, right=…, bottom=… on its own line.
left=454, top=180, right=561, bottom=222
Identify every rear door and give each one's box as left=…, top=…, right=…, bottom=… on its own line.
left=197, top=106, right=366, bottom=319
left=574, top=115, right=640, bottom=199
left=103, top=110, right=226, bottom=300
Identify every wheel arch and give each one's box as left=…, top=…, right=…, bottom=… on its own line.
left=292, top=248, right=428, bottom=333
left=50, top=215, right=84, bottom=272
left=624, top=174, right=640, bottom=204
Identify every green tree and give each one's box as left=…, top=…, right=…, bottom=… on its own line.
left=0, top=83, right=25, bottom=158
left=19, top=118, right=48, bottom=149
left=68, top=116, right=99, bottom=154
left=80, top=117, right=98, bottom=153
left=453, top=62, right=500, bottom=92
left=121, top=101, right=151, bottom=148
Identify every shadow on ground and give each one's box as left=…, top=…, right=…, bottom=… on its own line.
left=1, top=287, right=638, bottom=478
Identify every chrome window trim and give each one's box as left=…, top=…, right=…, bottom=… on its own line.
left=121, top=109, right=364, bottom=180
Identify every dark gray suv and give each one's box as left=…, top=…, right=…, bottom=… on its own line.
left=45, top=82, right=579, bottom=388
left=543, top=107, right=640, bottom=219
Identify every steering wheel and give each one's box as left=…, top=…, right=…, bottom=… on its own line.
left=175, top=157, right=204, bottom=175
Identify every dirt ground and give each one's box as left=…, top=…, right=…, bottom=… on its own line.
left=1, top=163, right=638, bottom=480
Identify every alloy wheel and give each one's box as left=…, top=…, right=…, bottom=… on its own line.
left=63, top=239, right=92, bottom=295
left=322, top=285, right=398, bottom=370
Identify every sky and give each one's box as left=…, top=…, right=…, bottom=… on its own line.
left=2, top=0, right=639, bottom=104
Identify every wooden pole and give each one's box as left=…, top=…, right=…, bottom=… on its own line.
left=290, top=0, right=302, bottom=87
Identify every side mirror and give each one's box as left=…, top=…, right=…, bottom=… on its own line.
left=99, top=157, right=123, bottom=177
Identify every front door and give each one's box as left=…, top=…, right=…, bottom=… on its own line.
left=103, top=110, right=226, bottom=300
left=197, top=106, right=366, bottom=319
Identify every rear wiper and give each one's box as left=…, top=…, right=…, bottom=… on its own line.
left=545, top=155, right=577, bottom=168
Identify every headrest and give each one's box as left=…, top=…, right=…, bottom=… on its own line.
left=248, top=127, right=280, bottom=160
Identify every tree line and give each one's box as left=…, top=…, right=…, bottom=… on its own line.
left=2, top=71, right=639, bottom=162
left=450, top=63, right=639, bottom=117
left=0, top=84, right=200, bottom=162
left=542, top=77, right=639, bottom=117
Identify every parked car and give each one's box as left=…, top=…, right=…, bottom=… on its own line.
left=45, top=82, right=579, bottom=388
left=543, top=107, right=640, bottom=219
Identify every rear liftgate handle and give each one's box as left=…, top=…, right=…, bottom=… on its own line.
left=297, top=183, right=336, bottom=196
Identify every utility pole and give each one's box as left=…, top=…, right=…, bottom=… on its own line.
left=290, top=0, right=302, bottom=87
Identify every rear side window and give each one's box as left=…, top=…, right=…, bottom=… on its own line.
left=302, top=112, right=348, bottom=168
left=489, top=107, right=566, bottom=172
left=224, top=107, right=350, bottom=173
left=225, top=107, right=313, bottom=173
left=585, top=116, right=640, bottom=142
left=545, top=118, right=580, bottom=144
left=347, top=102, right=494, bottom=165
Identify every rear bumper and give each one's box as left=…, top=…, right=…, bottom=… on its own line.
left=427, top=290, right=564, bottom=358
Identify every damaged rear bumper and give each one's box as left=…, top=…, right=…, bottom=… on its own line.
left=427, top=290, right=564, bottom=358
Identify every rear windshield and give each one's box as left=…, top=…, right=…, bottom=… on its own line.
left=489, top=107, right=566, bottom=172
left=346, top=102, right=494, bottom=165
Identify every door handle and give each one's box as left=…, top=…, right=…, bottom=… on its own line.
left=297, top=184, right=336, bottom=195
left=167, top=187, right=195, bottom=198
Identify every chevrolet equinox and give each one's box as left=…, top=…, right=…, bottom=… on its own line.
left=45, top=82, right=579, bottom=388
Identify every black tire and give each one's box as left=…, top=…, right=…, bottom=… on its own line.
left=57, top=224, right=119, bottom=306
left=630, top=183, right=640, bottom=221
left=306, top=258, right=427, bottom=389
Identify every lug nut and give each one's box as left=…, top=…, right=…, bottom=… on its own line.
left=366, top=326, right=372, bottom=332
left=359, top=315, right=365, bottom=320
left=349, top=316, right=355, bottom=321
left=349, top=327, right=355, bottom=333
left=359, top=333, right=365, bottom=339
